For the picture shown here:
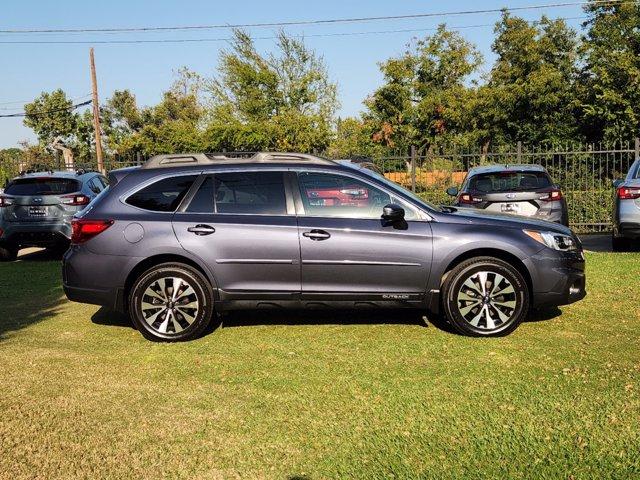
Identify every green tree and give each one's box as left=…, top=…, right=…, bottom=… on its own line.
left=479, top=12, right=580, bottom=147
left=364, top=25, right=482, bottom=153
left=580, top=1, right=640, bottom=142
left=23, top=89, right=77, bottom=145
left=203, top=29, right=339, bottom=152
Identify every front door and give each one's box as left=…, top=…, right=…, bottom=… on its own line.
left=295, top=171, right=432, bottom=300
left=173, top=170, right=301, bottom=297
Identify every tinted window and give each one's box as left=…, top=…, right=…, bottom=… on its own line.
left=214, top=172, right=286, bottom=215
left=186, top=177, right=214, bottom=213
left=98, top=176, right=110, bottom=189
left=88, top=178, right=102, bottom=194
left=468, top=171, right=552, bottom=192
left=127, top=176, right=196, bottom=212
left=298, top=172, right=394, bottom=219
left=5, top=177, right=80, bottom=196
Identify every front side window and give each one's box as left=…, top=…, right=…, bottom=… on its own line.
left=298, top=172, right=412, bottom=219
left=126, top=175, right=197, bottom=212
left=213, top=171, right=287, bottom=215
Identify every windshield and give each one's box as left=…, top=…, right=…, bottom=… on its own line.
left=469, top=171, right=552, bottom=193
left=5, top=177, right=81, bottom=196
left=356, top=167, right=443, bottom=212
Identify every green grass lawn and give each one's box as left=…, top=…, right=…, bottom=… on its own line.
left=0, top=252, right=639, bottom=479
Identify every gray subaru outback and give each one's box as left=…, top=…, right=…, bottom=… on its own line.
left=63, top=152, right=586, bottom=341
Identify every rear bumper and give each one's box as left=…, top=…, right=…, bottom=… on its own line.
left=62, top=247, right=135, bottom=312
left=615, top=222, right=640, bottom=240
left=0, top=221, right=71, bottom=247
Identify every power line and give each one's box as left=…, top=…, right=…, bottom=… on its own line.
left=0, top=100, right=92, bottom=118
left=0, top=16, right=590, bottom=45
left=0, top=0, right=629, bottom=34
left=0, top=93, right=91, bottom=110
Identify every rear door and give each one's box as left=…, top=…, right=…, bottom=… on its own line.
left=294, top=170, right=432, bottom=301
left=172, top=170, right=301, bottom=297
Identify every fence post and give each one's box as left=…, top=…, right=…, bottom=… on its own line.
left=410, top=145, right=416, bottom=193
left=517, top=141, right=522, bottom=164
left=635, top=138, right=639, bottom=160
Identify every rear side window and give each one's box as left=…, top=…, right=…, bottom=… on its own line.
left=126, top=176, right=197, bottom=212
left=468, top=171, right=552, bottom=193
left=5, top=177, right=80, bottom=196
left=213, top=172, right=286, bottom=215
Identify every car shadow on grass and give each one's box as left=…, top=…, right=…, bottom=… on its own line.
left=0, top=249, right=68, bottom=341
left=91, top=307, right=134, bottom=329
left=221, top=309, right=429, bottom=329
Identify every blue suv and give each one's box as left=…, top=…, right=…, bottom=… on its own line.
left=63, top=153, right=586, bottom=341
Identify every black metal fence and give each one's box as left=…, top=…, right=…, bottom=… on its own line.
left=359, top=140, right=639, bottom=233
left=1, top=140, right=638, bottom=233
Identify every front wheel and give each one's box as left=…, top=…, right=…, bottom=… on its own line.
left=442, top=257, right=529, bottom=337
left=129, top=263, right=214, bottom=342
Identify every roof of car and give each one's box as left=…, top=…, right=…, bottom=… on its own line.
left=12, top=170, right=97, bottom=180
left=141, top=152, right=337, bottom=169
left=467, top=164, right=547, bottom=175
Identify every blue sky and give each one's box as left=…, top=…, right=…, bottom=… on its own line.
left=0, top=0, right=588, bottom=148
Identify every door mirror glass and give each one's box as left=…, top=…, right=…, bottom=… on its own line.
left=381, top=203, right=405, bottom=222
left=446, top=186, right=459, bottom=197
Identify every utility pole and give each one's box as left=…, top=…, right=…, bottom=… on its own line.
left=89, top=48, right=105, bottom=173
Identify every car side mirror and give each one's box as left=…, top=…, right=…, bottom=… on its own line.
left=382, top=204, right=405, bottom=223
left=613, top=179, right=624, bottom=188
left=446, top=186, right=459, bottom=197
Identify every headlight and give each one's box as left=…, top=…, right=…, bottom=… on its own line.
left=524, top=230, right=577, bottom=251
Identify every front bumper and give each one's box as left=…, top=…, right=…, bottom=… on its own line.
left=525, top=249, right=586, bottom=308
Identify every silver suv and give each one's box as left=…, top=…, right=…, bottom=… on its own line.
left=612, top=158, right=640, bottom=251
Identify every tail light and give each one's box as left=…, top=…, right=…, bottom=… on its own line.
left=458, top=193, right=482, bottom=204
left=340, top=188, right=368, bottom=197
left=617, top=186, right=640, bottom=200
left=0, top=196, right=14, bottom=207
left=538, top=189, right=563, bottom=202
left=62, top=194, right=90, bottom=206
left=71, top=219, right=114, bottom=244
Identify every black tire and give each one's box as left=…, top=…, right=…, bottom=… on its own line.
left=0, top=245, right=18, bottom=262
left=612, top=235, right=629, bottom=252
left=442, top=256, right=529, bottom=337
left=128, top=263, right=214, bottom=342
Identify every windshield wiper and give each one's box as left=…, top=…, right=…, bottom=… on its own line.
left=440, top=205, right=458, bottom=213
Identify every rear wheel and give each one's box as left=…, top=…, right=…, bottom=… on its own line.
left=612, top=235, right=630, bottom=252
left=129, top=263, right=214, bottom=342
left=442, top=257, right=529, bottom=337
left=0, top=245, right=18, bottom=262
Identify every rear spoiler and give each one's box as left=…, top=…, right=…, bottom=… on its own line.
left=108, top=166, right=140, bottom=186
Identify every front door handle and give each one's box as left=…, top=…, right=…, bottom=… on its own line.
left=187, top=224, right=216, bottom=236
left=303, top=229, right=331, bottom=241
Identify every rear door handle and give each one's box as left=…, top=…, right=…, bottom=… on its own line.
left=187, top=224, right=216, bottom=236
left=303, top=229, right=331, bottom=241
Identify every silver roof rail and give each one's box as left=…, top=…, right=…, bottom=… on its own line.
left=141, top=152, right=336, bottom=169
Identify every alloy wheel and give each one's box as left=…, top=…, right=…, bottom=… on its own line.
left=140, top=277, right=200, bottom=335
left=455, top=271, right=518, bottom=331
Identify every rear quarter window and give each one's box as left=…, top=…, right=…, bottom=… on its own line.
left=5, top=177, right=80, bottom=196
left=126, top=175, right=197, bottom=212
